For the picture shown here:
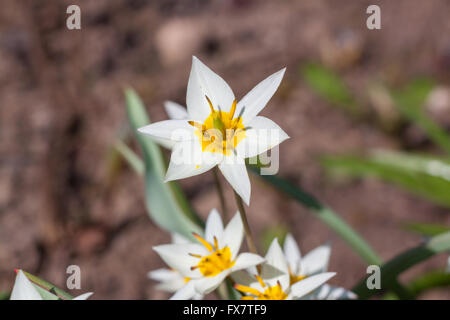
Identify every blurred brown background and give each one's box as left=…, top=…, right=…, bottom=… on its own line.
left=1, top=0, right=450, bottom=299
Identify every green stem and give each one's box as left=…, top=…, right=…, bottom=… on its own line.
left=213, top=167, right=227, bottom=217
left=234, top=191, right=259, bottom=257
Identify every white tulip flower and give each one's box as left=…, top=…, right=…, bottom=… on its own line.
left=233, top=238, right=335, bottom=300
left=283, top=233, right=357, bottom=300
left=153, top=209, right=264, bottom=298
left=10, top=270, right=93, bottom=300
left=148, top=233, right=202, bottom=300
left=139, top=56, right=289, bottom=205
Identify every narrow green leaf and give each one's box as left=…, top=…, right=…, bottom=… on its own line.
left=114, top=140, right=144, bottom=175
left=404, top=222, right=450, bottom=237
left=407, top=271, right=450, bottom=298
left=0, top=291, right=10, bottom=300
left=301, top=63, right=360, bottom=116
left=322, top=150, right=450, bottom=208
left=250, top=167, right=381, bottom=266
left=352, top=231, right=450, bottom=299
left=392, top=78, right=450, bottom=153
left=124, top=89, right=204, bottom=239
left=22, top=270, right=73, bottom=300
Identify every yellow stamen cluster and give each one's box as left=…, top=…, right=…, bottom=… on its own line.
left=190, top=233, right=235, bottom=277
left=189, top=96, right=246, bottom=156
left=235, top=275, right=288, bottom=300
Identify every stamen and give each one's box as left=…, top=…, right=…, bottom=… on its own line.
left=234, top=284, right=262, bottom=297
left=213, top=236, right=219, bottom=250
left=205, top=95, right=215, bottom=113
left=193, top=232, right=213, bottom=252
left=241, top=296, right=255, bottom=300
left=229, top=100, right=237, bottom=119
left=255, top=275, right=266, bottom=288
left=188, top=120, right=204, bottom=131
left=188, top=253, right=202, bottom=258
left=190, top=266, right=198, bottom=271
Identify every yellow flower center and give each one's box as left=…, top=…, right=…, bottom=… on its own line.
left=189, top=96, right=246, bottom=156
left=235, top=275, right=288, bottom=300
left=190, top=233, right=235, bottom=277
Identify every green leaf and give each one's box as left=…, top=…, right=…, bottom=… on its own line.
left=352, top=231, right=450, bottom=299
left=124, top=89, right=204, bottom=239
left=322, top=150, right=450, bottom=208
left=408, top=271, right=450, bottom=298
left=250, top=166, right=382, bottom=266
left=22, top=270, right=73, bottom=300
left=260, top=225, right=289, bottom=253
left=392, top=78, right=450, bottom=153
left=114, top=140, right=144, bottom=175
left=0, top=291, right=10, bottom=300
left=301, top=63, right=360, bottom=116
left=404, top=222, right=450, bottom=237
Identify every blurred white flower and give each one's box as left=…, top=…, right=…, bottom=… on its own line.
left=233, top=238, right=335, bottom=300
left=10, top=270, right=93, bottom=300
left=139, top=56, right=289, bottom=205
left=283, top=233, right=356, bottom=300
left=148, top=233, right=202, bottom=300
left=153, top=209, right=264, bottom=298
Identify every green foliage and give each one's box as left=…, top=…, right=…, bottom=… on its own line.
left=353, top=231, right=450, bottom=299
left=323, top=150, right=450, bottom=208
left=249, top=166, right=382, bottom=266
left=124, top=89, right=204, bottom=239
left=301, top=63, right=360, bottom=116
left=260, top=225, right=289, bottom=253
left=22, top=270, right=72, bottom=300
left=405, top=222, right=450, bottom=237
left=391, top=78, right=450, bottom=154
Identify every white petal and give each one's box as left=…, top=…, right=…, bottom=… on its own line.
left=236, top=68, right=286, bottom=124
left=232, top=253, right=265, bottom=272
left=10, top=270, right=42, bottom=300
left=148, top=268, right=180, bottom=282
left=313, top=284, right=357, bottom=300
left=289, top=272, right=336, bottom=299
left=230, top=270, right=255, bottom=287
left=72, top=292, right=93, bottom=300
left=138, top=120, right=195, bottom=142
left=153, top=244, right=206, bottom=278
left=235, top=116, right=289, bottom=159
left=205, top=209, right=224, bottom=244
left=165, top=141, right=222, bottom=182
left=170, top=281, right=199, bottom=300
left=283, top=234, right=302, bottom=275
left=218, top=154, right=250, bottom=205
left=194, top=271, right=229, bottom=294
left=223, top=212, right=244, bottom=260
left=152, top=137, right=177, bottom=150
left=261, top=239, right=290, bottom=289
left=301, top=244, right=331, bottom=276
left=186, top=56, right=235, bottom=122
left=164, top=101, right=189, bottom=120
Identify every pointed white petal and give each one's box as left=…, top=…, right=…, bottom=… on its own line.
left=72, top=292, right=93, bottom=300
left=289, top=272, right=335, bottom=299
left=283, top=234, right=302, bottom=274
left=301, top=244, right=331, bottom=276
left=153, top=244, right=206, bottom=278
left=230, top=270, right=256, bottom=287
left=138, top=120, right=195, bottom=142
left=218, top=155, right=250, bottom=205
left=235, top=116, right=289, bottom=159
left=223, top=212, right=244, bottom=260
left=187, top=56, right=235, bottom=122
left=313, top=284, right=357, bottom=300
left=164, top=101, right=189, bottom=120
left=151, top=137, right=177, bottom=150
left=194, top=271, right=229, bottom=294
left=261, top=239, right=290, bottom=289
left=205, top=209, right=224, bottom=244
left=165, top=141, right=222, bottom=182
left=148, top=268, right=180, bottom=282
left=232, top=253, right=265, bottom=272
left=10, top=270, right=42, bottom=300
left=170, top=281, right=199, bottom=300
left=236, top=68, right=286, bottom=124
